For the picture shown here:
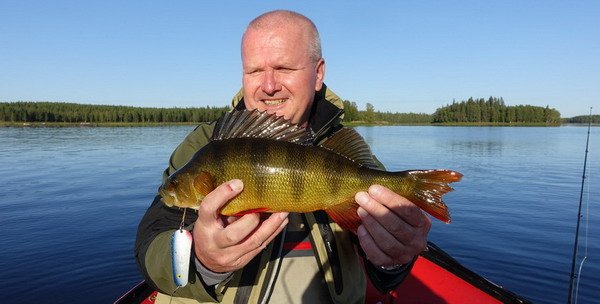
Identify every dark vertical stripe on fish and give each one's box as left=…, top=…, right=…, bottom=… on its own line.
left=210, top=142, right=226, bottom=185
left=286, top=143, right=306, bottom=202
left=250, top=139, right=268, bottom=202
left=324, top=149, right=342, bottom=197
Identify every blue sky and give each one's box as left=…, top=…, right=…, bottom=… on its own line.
left=1, top=1, right=598, bottom=117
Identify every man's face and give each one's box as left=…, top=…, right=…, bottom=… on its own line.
left=241, top=26, right=324, bottom=126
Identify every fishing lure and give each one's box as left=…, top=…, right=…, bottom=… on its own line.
left=171, top=209, right=193, bottom=288
left=171, top=228, right=192, bottom=287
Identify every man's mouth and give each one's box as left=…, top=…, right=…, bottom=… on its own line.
left=263, top=99, right=287, bottom=106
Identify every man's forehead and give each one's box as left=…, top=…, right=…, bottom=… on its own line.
left=242, top=30, right=308, bottom=61
left=241, top=46, right=298, bottom=69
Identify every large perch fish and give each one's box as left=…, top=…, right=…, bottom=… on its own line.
left=159, top=109, right=462, bottom=233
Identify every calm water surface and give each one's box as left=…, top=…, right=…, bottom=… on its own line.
left=0, top=125, right=598, bottom=303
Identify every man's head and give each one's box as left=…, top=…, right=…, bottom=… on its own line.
left=241, top=10, right=325, bottom=126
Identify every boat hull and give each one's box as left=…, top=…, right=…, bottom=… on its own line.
left=116, top=242, right=530, bottom=304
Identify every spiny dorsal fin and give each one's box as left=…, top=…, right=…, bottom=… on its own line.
left=211, top=109, right=314, bottom=145
left=319, top=128, right=378, bottom=169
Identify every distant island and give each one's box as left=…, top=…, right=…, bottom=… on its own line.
left=0, top=98, right=597, bottom=127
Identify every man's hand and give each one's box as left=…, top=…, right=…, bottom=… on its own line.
left=193, top=179, right=289, bottom=273
left=355, top=185, right=431, bottom=267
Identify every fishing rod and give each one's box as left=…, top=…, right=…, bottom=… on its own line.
left=567, top=107, right=592, bottom=304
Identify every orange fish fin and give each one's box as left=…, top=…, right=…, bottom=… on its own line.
left=402, top=169, right=463, bottom=223
left=231, top=208, right=270, bottom=216
left=324, top=198, right=362, bottom=234
left=193, top=171, right=214, bottom=196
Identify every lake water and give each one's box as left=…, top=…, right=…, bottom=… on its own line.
left=0, top=125, right=598, bottom=303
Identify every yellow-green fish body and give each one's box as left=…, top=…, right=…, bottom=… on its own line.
left=159, top=109, right=462, bottom=232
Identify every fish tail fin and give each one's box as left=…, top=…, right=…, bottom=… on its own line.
left=323, top=169, right=462, bottom=232
left=324, top=198, right=361, bottom=234
left=402, top=169, right=463, bottom=223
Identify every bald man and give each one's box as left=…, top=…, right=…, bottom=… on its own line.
left=135, top=10, right=430, bottom=304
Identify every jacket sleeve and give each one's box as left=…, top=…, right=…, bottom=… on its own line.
left=359, top=242, right=417, bottom=293
left=134, top=123, right=223, bottom=301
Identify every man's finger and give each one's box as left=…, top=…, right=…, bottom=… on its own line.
left=219, top=214, right=289, bottom=272
left=223, top=215, right=241, bottom=225
left=356, top=225, right=394, bottom=266
left=242, top=214, right=288, bottom=254
left=367, top=185, right=425, bottom=227
left=358, top=207, right=417, bottom=264
left=197, top=179, right=244, bottom=225
left=216, top=213, right=261, bottom=247
left=358, top=206, right=404, bottom=249
left=237, top=212, right=289, bottom=251
left=356, top=191, right=417, bottom=244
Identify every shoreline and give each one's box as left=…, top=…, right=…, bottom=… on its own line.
left=1, top=121, right=584, bottom=128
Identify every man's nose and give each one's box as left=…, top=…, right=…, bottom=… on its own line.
left=261, top=70, right=281, bottom=95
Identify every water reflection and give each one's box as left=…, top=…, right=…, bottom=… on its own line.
left=446, top=140, right=503, bottom=156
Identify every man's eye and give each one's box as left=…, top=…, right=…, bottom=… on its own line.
left=246, top=70, right=262, bottom=75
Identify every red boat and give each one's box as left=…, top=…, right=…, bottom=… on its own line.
left=115, top=242, right=530, bottom=304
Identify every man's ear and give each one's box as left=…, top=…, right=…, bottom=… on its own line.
left=314, top=58, right=325, bottom=91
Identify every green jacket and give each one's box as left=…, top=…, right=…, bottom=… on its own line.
left=135, top=85, right=413, bottom=303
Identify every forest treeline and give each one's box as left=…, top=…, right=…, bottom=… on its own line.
left=0, top=102, right=230, bottom=123
left=1, top=98, right=572, bottom=125
left=564, top=115, right=600, bottom=124
left=0, top=101, right=433, bottom=124
left=432, top=97, right=561, bottom=125
left=341, top=100, right=432, bottom=124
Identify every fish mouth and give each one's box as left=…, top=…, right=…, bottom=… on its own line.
left=159, top=186, right=178, bottom=207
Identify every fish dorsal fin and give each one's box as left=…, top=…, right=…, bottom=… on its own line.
left=211, top=109, right=314, bottom=145
left=319, top=128, right=378, bottom=169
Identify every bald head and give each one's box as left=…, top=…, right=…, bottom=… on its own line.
left=243, top=10, right=322, bottom=63
left=240, top=10, right=325, bottom=126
